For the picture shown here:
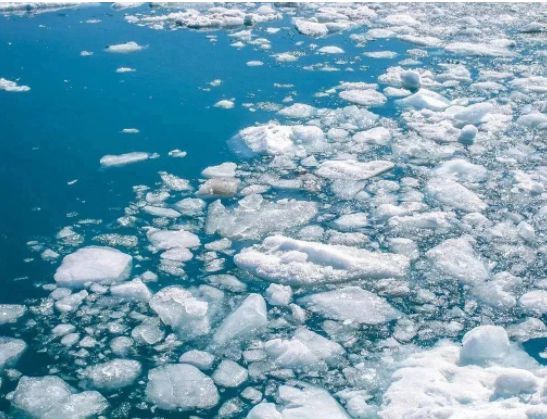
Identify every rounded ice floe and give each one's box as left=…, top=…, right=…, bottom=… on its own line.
left=278, top=103, right=316, bottom=119
left=264, top=327, right=344, bottom=369
left=398, top=89, right=449, bottom=111
left=0, top=337, right=26, bottom=370
left=235, top=122, right=325, bottom=156
left=174, top=197, right=205, bottom=216
left=179, top=349, right=215, bottom=370
left=99, top=152, right=151, bottom=167
left=316, top=159, right=394, bottom=181
left=54, top=246, right=132, bottom=288
left=235, top=235, right=409, bottom=285
left=426, top=178, right=486, bottom=212
left=318, top=46, right=344, bottom=54
left=0, top=304, right=26, bottom=325
left=299, top=286, right=399, bottom=325
left=145, top=364, right=219, bottom=411
left=147, top=228, right=200, bottom=250
left=433, top=158, right=487, bottom=183
left=212, top=360, right=248, bottom=387
left=265, top=284, right=292, bottom=306
left=400, top=70, right=421, bottom=90
left=516, top=112, right=547, bottom=129
left=294, top=19, right=328, bottom=37
left=460, top=325, right=510, bottom=365
left=8, top=375, right=108, bottom=418
left=334, top=213, right=368, bottom=230
left=451, top=102, right=495, bottom=126
left=214, top=99, right=235, bottom=109
left=519, top=290, right=547, bottom=316
left=248, top=382, right=349, bottom=419
left=105, top=41, right=144, bottom=53
left=197, top=177, right=239, bottom=197
left=83, top=359, right=141, bottom=391
left=110, top=336, right=134, bottom=356
left=201, top=162, right=237, bottom=178
left=458, top=124, right=478, bottom=145
left=339, top=89, right=387, bottom=107
left=426, top=236, right=488, bottom=283
left=213, top=294, right=267, bottom=345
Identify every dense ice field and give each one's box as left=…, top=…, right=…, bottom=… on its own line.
left=0, top=2, right=546, bottom=418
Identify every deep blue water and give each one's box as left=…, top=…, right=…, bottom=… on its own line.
left=0, top=4, right=413, bottom=303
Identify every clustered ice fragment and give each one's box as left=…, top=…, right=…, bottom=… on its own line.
left=4, top=2, right=546, bottom=418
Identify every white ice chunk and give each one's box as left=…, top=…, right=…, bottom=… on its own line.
left=214, top=99, right=235, bottom=109
left=206, top=197, right=317, bottom=240
left=460, top=325, right=510, bottom=365
left=249, top=382, right=349, bottom=419
left=179, top=350, right=215, bottom=370
left=0, top=77, right=30, bottom=92
left=110, top=278, right=152, bottom=302
left=426, top=178, right=486, bottom=212
left=299, top=286, right=399, bottom=325
left=99, top=152, right=150, bottom=167
left=0, top=304, right=26, bottom=325
left=235, top=235, right=409, bottom=285
left=339, top=89, right=387, bottom=106
left=83, top=359, right=141, bottom=391
left=0, top=337, right=26, bottom=370
left=105, top=41, right=144, bottom=53
left=146, top=364, right=219, bottom=411
left=316, top=159, right=393, bottom=181
left=398, top=89, right=449, bottom=111
left=212, top=360, right=248, bottom=387
left=149, top=286, right=210, bottom=339
left=9, top=375, right=108, bottom=418
left=519, top=290, right=547, bottom=316
left=202, top=162, right=237, bottom=178
left=264, top=328, right=344, bottom=368
left=294, top=19, right=328, bottom=37
left=213, top=294, right=267, bottom=345
left=427, top=237, right=489, bottom=283
left=54, top=246, right=132, bottom=288
left=147, top=229, right=200, bottom=250
left=265, top=284, right=292, bottom=306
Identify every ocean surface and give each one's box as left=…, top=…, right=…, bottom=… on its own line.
left=0, top=3, right=545, bottom=418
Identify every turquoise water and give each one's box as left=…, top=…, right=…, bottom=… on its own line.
left=0, top=3, right=545, bottom=418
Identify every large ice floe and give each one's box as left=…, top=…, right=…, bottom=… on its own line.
left=4, top=2, right=547, bottom=418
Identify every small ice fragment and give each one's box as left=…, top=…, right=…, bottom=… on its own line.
left=460, top=325, right=510, bottom=364
left=121, top=128, right=139, bottom=134
left=105, top=41, right=144, bottom=54
left=0, top=78, right=30, bottom=92
left=214, top=99, right=235, bottom=109
left=99, top=152, right=150, bottom=167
